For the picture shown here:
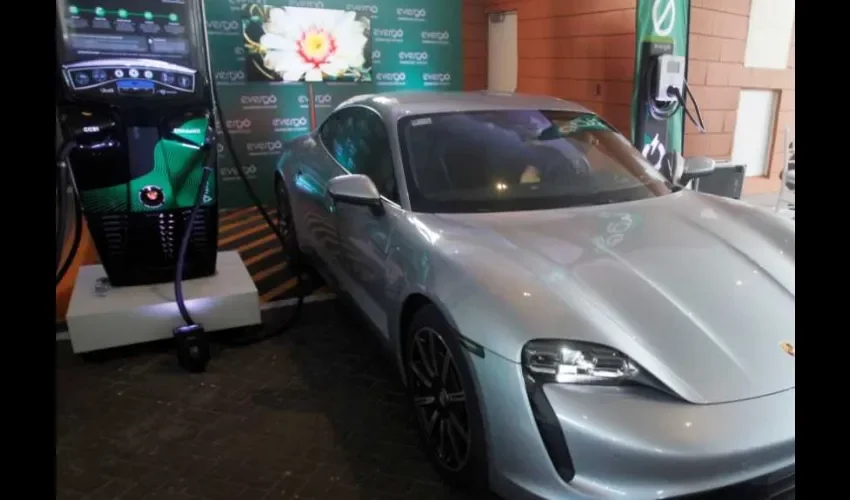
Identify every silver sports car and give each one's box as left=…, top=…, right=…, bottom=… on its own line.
left=274, top=91, right=795, bottom=499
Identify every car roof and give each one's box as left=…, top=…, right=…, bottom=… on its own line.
left=336, top=91, right=594, bottom=122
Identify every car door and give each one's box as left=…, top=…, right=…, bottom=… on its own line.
left=292, top=109, right=352, bottom=281
left=328, top=106, right=402, bottom=336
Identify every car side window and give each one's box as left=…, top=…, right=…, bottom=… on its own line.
left=318, top=111, right=344, bottom=161
left=319, top=107, right=399, bottom=203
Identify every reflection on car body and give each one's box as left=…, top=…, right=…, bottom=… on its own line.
left=274, top=91, right=795, bottom=500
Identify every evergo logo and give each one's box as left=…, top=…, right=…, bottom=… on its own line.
left=299, top=94, right=332, bottom=107
left=216, top=143, right=225, bottom=154
left=228, top=0, right=249, bottom=10
left=373, top=28, right=404, bottom=41
left=376, top=72, right=406, bottom=82
left=173, top=127, right=202, bottom=134
left=288, top=0, right=324, bottom=7
left=273, top=117, right=309, bottom=130
left=399, top=51, right=428, bottom=65
left=221, top=164, right=258, bottom=179
left=423, top=73, right=451, bottom=86
left=376, top=72, right=406, bottom=86
left=345, top=3, right=378, bottom=16
left=372, top=49, right=381, bottom=61
left=421, top=30, right=450, bottom=44
left=207, top=20, right=240, bottom=33
left=215, top=70, right=246, bottom=84
left=240, top=94, right=277, bottom=108
left=397, top=7, right=426, bottom=21
left=246, top=141, right=283, bottom=155
left=225, top=118, right=252, bottom=131
left=234, top=46, right=245, bottom=57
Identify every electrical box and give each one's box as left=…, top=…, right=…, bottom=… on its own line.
left=654, top=54, right=686, bottom=102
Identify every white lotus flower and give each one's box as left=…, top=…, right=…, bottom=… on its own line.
left=259, top=7, right=369, bottom=82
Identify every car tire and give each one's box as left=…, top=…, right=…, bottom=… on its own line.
left=404, top=304, right=489, bottom=492
left=274, top=176, right=303, bottom=265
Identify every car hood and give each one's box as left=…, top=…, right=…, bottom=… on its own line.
left=433, top=192, right=795, bottom=404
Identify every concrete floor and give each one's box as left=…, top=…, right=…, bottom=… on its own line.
left=742, top=191, right=795, bottom=221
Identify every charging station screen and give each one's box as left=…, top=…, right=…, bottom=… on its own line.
left=58, top=0, right=195, bottom=66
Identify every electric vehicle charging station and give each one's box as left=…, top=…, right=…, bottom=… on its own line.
left=633, top=39, right=706, bottom=183
left=56, top=0, right=261, bottom=369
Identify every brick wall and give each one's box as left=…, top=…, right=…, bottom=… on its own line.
left=463, top=0, right=488, bottom=90
left=477, top=0, right=636, bottom=132
left=685, top=0, right=795, bottom=194
left=462, top=0, right=794, bottom=194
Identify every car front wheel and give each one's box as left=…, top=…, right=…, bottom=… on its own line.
left=274, top=176, right=301, bottom=264
left=404, top=304, right=489, bottom=491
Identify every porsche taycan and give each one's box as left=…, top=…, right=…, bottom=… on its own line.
left=273, top=91, right=795, bottom=499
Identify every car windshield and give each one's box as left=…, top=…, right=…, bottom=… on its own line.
left=397, top=110, right=675, bottom=213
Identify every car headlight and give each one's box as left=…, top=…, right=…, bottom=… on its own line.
left=522, top=339, right=640, bottom=384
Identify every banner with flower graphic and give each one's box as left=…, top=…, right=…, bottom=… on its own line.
left=204, top=0, right=463, bottom=209
left=243, top=5, right=373, bottom=83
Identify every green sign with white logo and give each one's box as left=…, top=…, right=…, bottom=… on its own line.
left=630, top=0, right=689, bottom=161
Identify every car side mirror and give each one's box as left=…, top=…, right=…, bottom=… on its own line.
left=683, top=156, right=716, bottom=178
left=679, top=156, right=716, bottom=186
left=328, top=174, right=384, bottom=215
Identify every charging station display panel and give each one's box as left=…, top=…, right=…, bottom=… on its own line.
left=59, top=0, right=196, bottom=65
left=57, top=0, right=205, bottom=100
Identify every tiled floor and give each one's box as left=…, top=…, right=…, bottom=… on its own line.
left=742, top=192, right=795, bottom=221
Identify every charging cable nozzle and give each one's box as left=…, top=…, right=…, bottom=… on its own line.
left=173, top=324, right=210, bottom=372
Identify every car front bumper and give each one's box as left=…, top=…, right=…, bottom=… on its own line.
left=471, top=351, right=795, bottom=499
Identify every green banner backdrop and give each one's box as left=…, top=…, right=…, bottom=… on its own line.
left=630, top=0, right=690, bottom=163
left=204, top=0, right=464, bottom=208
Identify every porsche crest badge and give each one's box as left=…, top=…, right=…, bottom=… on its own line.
left=779, top=342, right=795, bottom=357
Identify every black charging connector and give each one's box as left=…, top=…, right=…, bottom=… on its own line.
left=667, top=84, right=706, bottom=133
left=169, top=127, right=215, bottom=373
left=173, top=323, right=210, bottom=373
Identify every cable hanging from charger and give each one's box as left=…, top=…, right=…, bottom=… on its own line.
left=641, top=56, right=707, bottom=133
left=56, top=139, right=83, bottom=285
left=208, top=83, right=306, bottom=347
left=668, top=81, right=706, bottom=133
left=174, top=162, right=214, bottom=326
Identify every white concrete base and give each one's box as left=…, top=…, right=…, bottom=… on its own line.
left=66, top=251, right=261, bottom=353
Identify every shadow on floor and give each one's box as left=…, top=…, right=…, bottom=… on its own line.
left=56, top=300, right=791, bottom=500
left=56, top=300, right=494, bottom=500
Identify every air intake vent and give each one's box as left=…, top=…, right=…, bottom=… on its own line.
left=88, top=213, right=128, bottom=259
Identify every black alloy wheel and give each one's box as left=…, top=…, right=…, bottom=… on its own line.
left=275, top=178, right=299, bottom=259
left=404, top=305, right=489, bottom=491
left=409, top=326, right=472, bottom=471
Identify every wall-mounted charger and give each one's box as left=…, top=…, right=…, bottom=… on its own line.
left=654, top=54, right=686, bottom=102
